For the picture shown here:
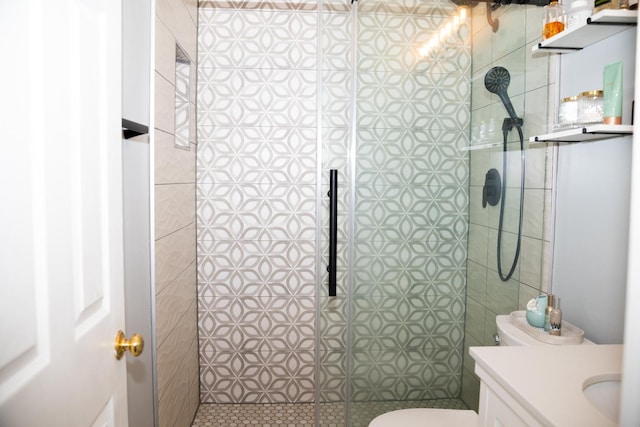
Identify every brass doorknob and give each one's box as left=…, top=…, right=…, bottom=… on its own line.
left=114, top=330, right=144, bottom=360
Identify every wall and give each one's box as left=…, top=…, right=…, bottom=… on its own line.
left=123, top=138, right=155, bottom=427
left=122, top=1, right=154, bottom=425
left=122, top=0, right=151, bottom=128
left=154, top=0, right=200, bottom=425
left=553, top=136, right=632, bottom=344
left=621, top=29, right=640, bottom=422
left=196, top=1, right=319, bottom=403
left=551, top=28, right=635, bottom=345
left=462, top=4, right=556, bottom=410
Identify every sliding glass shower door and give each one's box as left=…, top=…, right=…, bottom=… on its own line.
left=318, top=1, right=471, bottom=426
left=195, top=1, right=470, bottom=425
left=318, top=0, right=471, bottom=426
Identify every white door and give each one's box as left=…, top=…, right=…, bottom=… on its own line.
left=0, top=1, right=128, bottom=426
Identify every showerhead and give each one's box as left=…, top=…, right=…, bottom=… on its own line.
left=484, top=66, right=519, bottom=120
left=484, top=66, right=511, bottom=94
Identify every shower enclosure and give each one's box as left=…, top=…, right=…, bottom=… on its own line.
left=196, top=0, right=550, bottom=425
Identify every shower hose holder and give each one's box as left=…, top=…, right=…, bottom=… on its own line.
left=502, top=117, right=524, bottom=131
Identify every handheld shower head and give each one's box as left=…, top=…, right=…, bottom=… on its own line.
left=484, top=66, right=519, bottom=120
left=484, top=66, right=511, bottom=94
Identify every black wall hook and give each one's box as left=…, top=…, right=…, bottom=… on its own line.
left=122, top=118, right=149, bottom=140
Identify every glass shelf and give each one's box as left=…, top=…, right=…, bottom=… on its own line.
left=459, top=142, right=504, bottom=152
left=529, top=124, right=633, bottom=144
left=532, top=9, right=637, bottom=55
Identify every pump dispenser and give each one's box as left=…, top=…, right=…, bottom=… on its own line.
left=549, top=297, right=562, bottom=336
left=544, top=294, right=555, bottom=332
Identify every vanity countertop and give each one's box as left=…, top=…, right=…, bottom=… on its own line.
left=470, top=344, right=623, bottom=427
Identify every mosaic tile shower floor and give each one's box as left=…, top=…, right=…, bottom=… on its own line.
left=191, top=399, right=468, bottom=427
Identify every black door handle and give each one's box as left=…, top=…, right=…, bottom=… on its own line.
left=327, top=170, right=337, bottom=296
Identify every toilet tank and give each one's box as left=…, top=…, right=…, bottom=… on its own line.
left=496, top=315, right=544, bottom=346
left=495, top=314, right=595, bottom=346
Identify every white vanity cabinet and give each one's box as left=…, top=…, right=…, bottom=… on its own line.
left=470, top=345, right=622, bottom=427
left=475, top=363, right=543, bottom=427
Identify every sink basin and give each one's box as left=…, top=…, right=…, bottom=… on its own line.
left=583, top=377, right=621, bottom=423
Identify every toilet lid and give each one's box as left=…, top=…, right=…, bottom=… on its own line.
left=368, top=408, right=477, bottom=427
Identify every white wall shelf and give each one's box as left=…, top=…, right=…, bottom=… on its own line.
left=532, top=9, right=637, bottom=55
left=529, top=124, right=633, bottom=144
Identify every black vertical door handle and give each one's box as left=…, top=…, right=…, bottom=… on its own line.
left=327, top=170, right=338, bottom=296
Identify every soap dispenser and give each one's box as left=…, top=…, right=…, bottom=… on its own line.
left=549, top=297, right=562, bottom=336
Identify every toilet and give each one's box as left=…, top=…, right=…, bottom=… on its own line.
left=368, top=408, right=477, bottom=427
left=368, top=313, right=594, bottom=426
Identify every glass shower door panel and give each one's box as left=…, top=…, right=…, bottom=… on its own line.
left=349, top=0, right=471, bottom=425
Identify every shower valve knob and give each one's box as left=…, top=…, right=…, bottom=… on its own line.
left=482, top=168, right=501, bottom=208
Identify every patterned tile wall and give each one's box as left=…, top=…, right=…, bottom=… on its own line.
left=196, top=0, right=471, bottom=406
left=197, top=2, right=319, bottom=404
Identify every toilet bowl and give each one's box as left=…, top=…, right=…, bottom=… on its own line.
left=368, top=408, right=477, bottom=427
left=368, top=312, right=594, bottom=426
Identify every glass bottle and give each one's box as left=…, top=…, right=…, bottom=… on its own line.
left=544, top=294, right=555, bottom=332
left=543, top=1, right=565, bottom=40
left=549, top=297, right=562, bottom=336
left=578, top=90, right=604, bottom=124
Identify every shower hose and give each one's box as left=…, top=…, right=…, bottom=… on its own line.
left=497, top=118, right=525, bottom=281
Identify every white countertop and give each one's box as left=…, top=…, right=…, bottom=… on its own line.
left=470, top=344, right=623, bottom=427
